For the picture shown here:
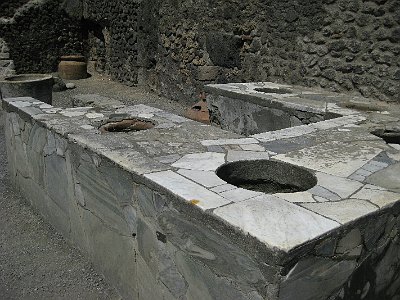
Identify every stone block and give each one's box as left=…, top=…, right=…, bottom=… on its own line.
left=0, top=53, right=10, bottom=59
left=280, top=257, right=357, bottom=300
left=206, top=32, right=243, bottom=68
left=81, top=208, right=138, bottom=299
left=75, top=157, right=130, bottom=235
left=197, top=66, right=219, bottom=81
left=44, top=153, right=70, bottom=214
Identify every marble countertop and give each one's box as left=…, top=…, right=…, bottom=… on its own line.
left=3, top=92, right=400, bottom=254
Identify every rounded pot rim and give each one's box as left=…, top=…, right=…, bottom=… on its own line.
left=1, top=74, right=53, bottom=83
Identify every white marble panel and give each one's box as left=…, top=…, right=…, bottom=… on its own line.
left=315, top=172, right=363, bottom=198
left=352, top=185, right=400, bottom=208
left=145, top=170, right=231, bottom=210
left=220, top=188, right=262, bottom=202
left=177, top=169, right=226, bottom=188
left=301, top=199, right=378, bottom=224
left=201, top=138, right=259, bottom=146
left=274, top=141, right=383, bottom=177
left=274, top=191, right=316, bottom=203
left=226, top=150, right=270, bottom=162
left=251, top=125, right=315, bottom=142
left=214, top=195, right=339, bottom=251
left=172, top=152, right=225, bottom=171
left=239, top=144, right=266, bottom=151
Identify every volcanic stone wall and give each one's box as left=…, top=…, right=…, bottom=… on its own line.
left=0, top=0, right=31, bottom=18
left=1, top=0, right=399, bottom=103
left=149, top=0, right=400, bottom=103
left=82, top=0, right=141, bottom=85
left=0, top=0, right=83, bottom=74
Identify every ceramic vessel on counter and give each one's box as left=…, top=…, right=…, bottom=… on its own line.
left=58, top=55, right=87, bottom=80
left=0, top=73, right=53, bottom=104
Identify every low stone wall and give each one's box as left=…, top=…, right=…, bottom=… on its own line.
left=206, top=82, right=345, bottom=135
left=3, top=97, right=400, bottom=299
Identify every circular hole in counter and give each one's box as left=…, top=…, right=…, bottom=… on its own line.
left=254, top=87, right=293, bottom=94
left=371, top=129, right=400, bottom=145
left=216, top=160, right=317, bottom=194
left=99, top=118, right=155, bottom=133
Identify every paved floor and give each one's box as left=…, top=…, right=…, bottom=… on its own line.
left=0, top=76, right=190, bottom=299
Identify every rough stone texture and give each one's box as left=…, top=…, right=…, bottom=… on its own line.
left=82, top=0, right=141, bottom=85
left=2, top=0, right=399, bottom=103
left=205, top=82, right=340, bottom=135
left=0, top=0, right=83, bottom=74
left=0, top=0, right=30, bottom=18
left=145, top=0, right=400, bottom=103
left=0, top=38, right=15, bottom=77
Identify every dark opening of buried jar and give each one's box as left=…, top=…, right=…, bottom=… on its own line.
left=371, top=128, right=400, bottom=145
left=216, top=160, right=317, bottom=194
left=254, top=87, right=293, bottom=94
left=99, top=118, right=155, bottom=133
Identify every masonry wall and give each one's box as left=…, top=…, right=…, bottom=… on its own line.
left=0, top=38, right=15, bottom=76
left=81, top=0, right=141, bottom=85
left=1, top=0, right=399, bottom=102
left=80, top=0, right=400, bottom=104
left=149, top=0, right=400, bottom=103
left=0, top=0, right=83, bottom=74
left=0, top=0, right=30, bottom=18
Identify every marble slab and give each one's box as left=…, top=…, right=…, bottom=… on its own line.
left=274, top=141, right=384, bottom=177
left=145, top=170, right=231, bottom=210
left=171, top=152, right=226, bottom=171
left=214, top=195, right=340, bottom=252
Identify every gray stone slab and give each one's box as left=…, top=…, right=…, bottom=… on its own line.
left=145, top=170, right=231, bottom=210
left=280, top=257, right=357, bottom=300
left=177, top=169, right=226, bottom=188
left=366, top=163, right=400, bottom=193
left=172, top=152, right=225, bottom=171
left=308, top=185, right=341, bottom=201
left=300, top=199, right=378, bottom=224
left=214, top=195, right=339, bottom=251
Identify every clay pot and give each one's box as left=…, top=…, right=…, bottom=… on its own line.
left=0, top=74, right=53, bottom=104
left=185, top=99, right=210, bottom=124
left=58, top=55, right=87, bottom=80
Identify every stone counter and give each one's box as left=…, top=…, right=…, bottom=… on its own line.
left=2, top=94, right=400, bottom=299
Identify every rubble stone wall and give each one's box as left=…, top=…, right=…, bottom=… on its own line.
left=0, top=0, right=83, bottom=74
left=1, top=0, right=399, bottom=102
left=81, top=0, right=141, bottom=85
left=0, top=38, right=15, bottom=77
left=0, top=0, right=30, bottom=18
left=150, top=0, right=400, bottom=103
